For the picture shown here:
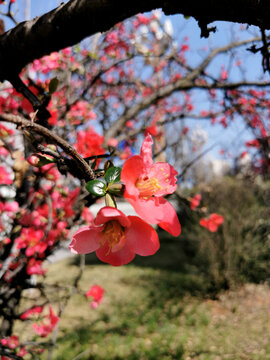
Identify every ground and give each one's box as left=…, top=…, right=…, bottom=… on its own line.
left=17, top=235, right=270, bottom=360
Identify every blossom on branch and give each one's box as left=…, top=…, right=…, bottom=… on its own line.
left=190, top=194, right=201, bottom=210
left=200, top=213, right=224, bottom=232
left=1, top=335, right=19, bottom=349
left=121, top=134, right=181, bottom=236
left=0, top=165, right=12, bottom=185
left=32, top=306, right=59, bottom=337
left=20, top=306, right=43, bottom=320
left=69, top=206, right=160, bottom=266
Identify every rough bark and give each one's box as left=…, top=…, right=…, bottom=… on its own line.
left=0, top=0, right=270, bottom=80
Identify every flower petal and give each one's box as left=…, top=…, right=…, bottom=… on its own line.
left=121, top=155, right=144, bottom=197
left=69, top=226, right=102, bottom=254
left=125, top=196, right=162, bottom=224
left=125, top=216, right=160, bottom=256
left=148, top=162, right=178, bottom=196
left=94, top=207, right=131, bottom=228
left=126, top=196, right=180, bottom=237
left=96, top=243, right=135, bottom=266
left=156, top=198, right=181, bottom=237
left=140, top=134, right=153, bottom=168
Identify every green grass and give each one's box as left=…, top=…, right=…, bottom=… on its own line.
left=20, top=236, right=270, bottom=360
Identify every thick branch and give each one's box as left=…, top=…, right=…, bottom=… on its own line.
left=0, top=0, right=270, bottom=80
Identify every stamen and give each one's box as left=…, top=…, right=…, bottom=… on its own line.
left=136, top=177, right=163, bottom=198
left=102, top=220, right=126, bottom=255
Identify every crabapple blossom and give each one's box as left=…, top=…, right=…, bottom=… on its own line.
left=20, top=306, right=43, bottom=320
left=32, top=307, right=59, bottom=337
left=86, top=285, right=105, bottom=309
left=190, top=194, right=202, bottom=210
left=200, top=213, right=224, bottom=232
left=121, top=134, right=181, bottom=236
left=69, top=206, right=160, bottom=266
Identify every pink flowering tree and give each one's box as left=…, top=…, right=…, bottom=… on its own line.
left=0, top=2, right=270, bottom=359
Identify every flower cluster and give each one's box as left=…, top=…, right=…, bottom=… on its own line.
left=1, top=335, right=26, bottom=359
left=200, top=213, right=224, bottom=232
left=70, top=134, right=181, bottom=266
left=32, top=307, right=59, bottom=338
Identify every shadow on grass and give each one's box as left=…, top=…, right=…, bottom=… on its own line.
left=56, top=233, right=206, bottom=359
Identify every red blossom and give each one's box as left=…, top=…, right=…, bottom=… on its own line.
left=26, top=258, right=46, bottom=275
left=240, top=151, right=248, bottom=158
left=69, top=207, right=160, bottom=266
left=190, top=194, right=201, bottom=210
left=181, top=126, right=189, bottom=135
left=82, top=207, right=94, bottom=224
left=20, top=306, right=43, bottom=320
left=0, top=165, right=12, bottom=185
left=245, top=139, right=260, bottom=148
left=200, top=213, right=224, bottom=232
left=74, top=128, right=104, bottom=159
left=1, top=335, right=19, bottom=349
left=121, top=134, right=181, bottom=236
left=32, top=306, right=59, bottom=337
left=86, top=285, right=105, bottom=308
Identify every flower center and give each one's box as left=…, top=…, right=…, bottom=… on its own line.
left=102, top=220, right=126, bottom=254
left=136, top=176, right=162, bottom=198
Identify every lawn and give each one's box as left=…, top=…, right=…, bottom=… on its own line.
left=34, top=235, right=270, bottom=360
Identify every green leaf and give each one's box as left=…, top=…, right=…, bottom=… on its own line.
left=105, top=167, right=122, bottom=184
left=86, top=180, right=106, bottom=196
left=49, top=77, right=59, bottom=94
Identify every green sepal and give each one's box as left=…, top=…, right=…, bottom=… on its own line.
left=37, top=155, right=56, bottom=167
left=86, top=180, right=106, bottom=196
left=105, top=193, right=117, bottom=208
left=104, top=166, right=122, bottom=184
left=107, top=183, right=125, bottom=196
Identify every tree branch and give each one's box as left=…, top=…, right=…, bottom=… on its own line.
left=0, top=113, right=95, bottom=181
left=0, top=0, right=269, bottom=81
left=104, top=37, right=265, bottom=142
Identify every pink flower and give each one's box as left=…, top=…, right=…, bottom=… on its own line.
left=0, top=165, right=12, bottom=185
left=121, top=134, right=181, bottom=236
left=86, top=285, right=105, bottom=308
left=32, top=306, right=59, bottom=337
left=26, top=258, right=46, bottom=275
left=200, top=213, right=224, bottom=232
left=0, top=201, right=19, bottom=215
left=17, top=347, right=27, bottom=357
left=245, top=139, right=260, bottom=148
left=82, top=207, right=94, bottom=224
left=69, top=207, right=160, bottom=266
left=20, top=306, right=43, bottom=320
left=190, top=194, right=201, bottom=210
left=1, top=335, right=19, bottom=349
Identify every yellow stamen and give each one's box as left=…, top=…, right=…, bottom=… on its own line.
left=102, top=220, right=126, bottom=255
left=136, top=176, right=163, bottom=198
